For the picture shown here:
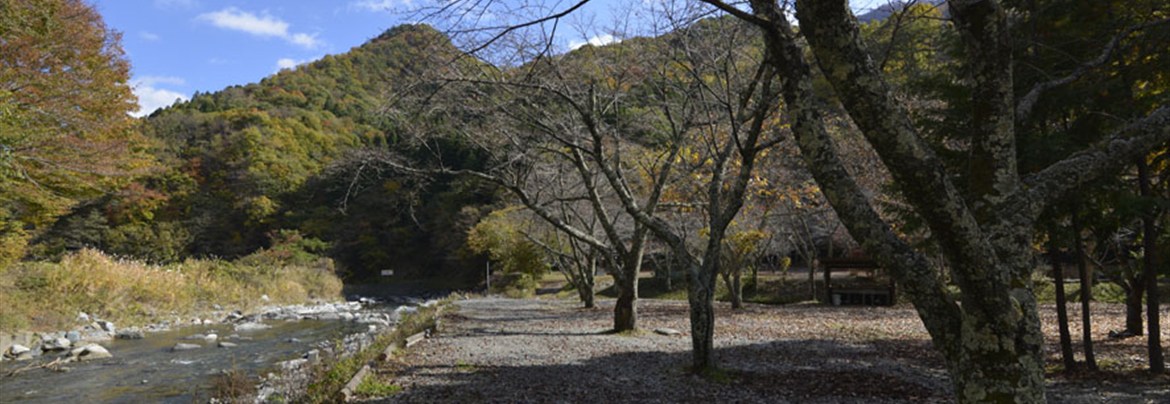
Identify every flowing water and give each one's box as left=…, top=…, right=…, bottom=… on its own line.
left=0, top=313, right=377, bottom=403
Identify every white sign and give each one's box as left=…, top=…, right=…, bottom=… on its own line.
left=381, top=270, right=394, bottom=276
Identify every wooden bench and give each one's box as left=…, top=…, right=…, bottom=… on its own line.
left=821, top=257, right=896, bottom=306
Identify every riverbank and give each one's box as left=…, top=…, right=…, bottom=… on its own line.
left=0, top=247, right=345, bottom=360
left=358, top=297, right=1170, bottom=403
left=0, top=247, right=344, bottom=335
left=0, top=292, right=441, bottom=403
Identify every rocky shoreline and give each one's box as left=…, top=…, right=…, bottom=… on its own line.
left=251, top=297, right=444, bottom=403
left=0, top=294, right=439, bottom=368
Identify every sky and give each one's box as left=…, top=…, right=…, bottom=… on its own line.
left=96, top=0, right=889, bottom=117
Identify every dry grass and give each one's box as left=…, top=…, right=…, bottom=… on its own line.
left=0, top=248, right=343, bottom=332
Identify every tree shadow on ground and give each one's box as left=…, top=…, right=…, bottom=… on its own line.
left=377, top=336, right=1170, bottom=403
left=377, top=338, right=955, bottom=403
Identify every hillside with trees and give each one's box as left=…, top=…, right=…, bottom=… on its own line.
left=29, top=24, right=499, bottom=283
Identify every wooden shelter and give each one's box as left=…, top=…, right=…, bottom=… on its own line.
left=820, top=257, right=896, bottom=306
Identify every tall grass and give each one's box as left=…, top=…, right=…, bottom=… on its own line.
left=0, top=248, right=343, bottom=332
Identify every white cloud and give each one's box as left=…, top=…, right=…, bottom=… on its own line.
left=199, top=7, right=289, bottom=37
left=276, top=58, right=301, bottom=70
left=131, top=77, right=189, bottom=117
left=275, top=55, right=324, bottom=72
left=197, top=7, right=323, bottom=49
left=289, top=33, right=322, bottom=49
left=569, top=34, right=618, bottom=50
left=140, top=31, right=161, bottom=42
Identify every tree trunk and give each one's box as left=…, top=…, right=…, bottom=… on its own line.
left=613, top=274, right=636, bottom=331
left=580, top=256, right=596, bottom=309
left=731, top=270, right=744, bottom=309
left=946, top=324, right=1047, bottom=404
left=1138, top=159, right=1165, bottom=373
left=665, top=260, right=673, bottom=291
left=580, top=287, right=595, bottom=309
left=1051, top=244, right=1076, bottom=371
left=687, top=267, right=716, bottom=372
left=1126, top=278, right=1146, bottom=336
left=749, top=264, right=758, bottom=294
left=807, top=256, right=817, bottom=300
left=1072, top=216, right=1096, bottom=370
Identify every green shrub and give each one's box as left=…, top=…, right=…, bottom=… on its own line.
left=468, top=208, right=547, bottom=297
left=493, top=272, right=537, bottom=298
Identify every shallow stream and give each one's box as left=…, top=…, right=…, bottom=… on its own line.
left=0, top=312, right=375, bottom=403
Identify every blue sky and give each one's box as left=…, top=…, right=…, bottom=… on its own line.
left=96, top=0, right=889, bottom=117
left=97, top=0, right=422, bottom=116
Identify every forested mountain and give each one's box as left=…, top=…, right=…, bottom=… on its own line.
left=32, top=24, right=497, bottom=282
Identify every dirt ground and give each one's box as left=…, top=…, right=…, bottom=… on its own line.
left=362, top=297, right=1170, bottom=403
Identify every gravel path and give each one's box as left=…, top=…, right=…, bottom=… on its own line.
left=365, top=297, right=1170, bottom=403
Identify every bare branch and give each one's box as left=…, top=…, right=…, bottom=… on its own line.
left=1024, top=106, right=1170, bottom=217
left=1016, top=17, right=1170, bottom=123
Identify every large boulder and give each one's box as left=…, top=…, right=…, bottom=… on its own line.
left=71, top=344, right=113, bottom=361
left=42, top=337, right=72, bottom=351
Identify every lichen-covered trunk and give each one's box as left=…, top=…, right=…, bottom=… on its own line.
left=687, top=267, right=716, bottom=372
left=942, top=300, right=1047, bottom=403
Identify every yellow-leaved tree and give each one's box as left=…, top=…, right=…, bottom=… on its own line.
left=0, top=0, right=151, bottom=266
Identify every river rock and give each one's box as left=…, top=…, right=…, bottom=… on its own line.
left=203, top=333, right=218, bottom=342
left=71, top=344, right=113, bottom=361
left=96, top=320, right=116, bottom=334
left=224, top=311, right=244, bottom=322
left=172, top=343, right=202, bottom=351
left=217, top=341, right=238, bottom=348
left=77, top=312, right=90, bottom=322
left=43, top=337, right=72, bottom=351
left=116, top=329, right=145, bottom=340
left=65, top=331, right=81, bottom=343
left=7, top=344, right=30, bottom=358
left=235, top=322, right=271, bottom=332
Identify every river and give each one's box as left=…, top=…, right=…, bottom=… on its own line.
left=0, top=301, right=398, bottom=403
